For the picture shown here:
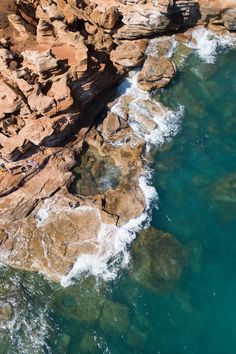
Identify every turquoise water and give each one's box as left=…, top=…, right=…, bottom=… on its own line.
left=0, top=48, right=236, bottom=354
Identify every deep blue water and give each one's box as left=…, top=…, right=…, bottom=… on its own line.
left=0, top=48, right=236, bottom=354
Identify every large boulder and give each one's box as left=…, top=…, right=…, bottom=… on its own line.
left=110, top=39, right=147, bottom=68
left=137, top=55, right=176, bottom=91
left=97, top=6, right=119, bottom=29
left=116, top=8, right=173, bottom=39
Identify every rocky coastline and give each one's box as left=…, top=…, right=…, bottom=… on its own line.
left=0, top=0, right=235, bottom=282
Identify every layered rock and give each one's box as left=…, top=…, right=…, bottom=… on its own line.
left=0, top=0, right=236, bottom=281
left=198, top=0, right=236, bottom=29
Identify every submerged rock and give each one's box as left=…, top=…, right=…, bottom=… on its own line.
left=54, top=276, right=106, bottom=322
left=213, top=173, right=236, bottom=203
left=129, top=227, right=190, bottom=292
left=100, top=299, right=130, bottom=335
left=127, top=325, right=146, bottom=350
left=80, top=331, right=99, bottom=353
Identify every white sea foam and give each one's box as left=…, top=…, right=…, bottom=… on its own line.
left=0, top=274, right=51, bottom=354
left=186, top=27, right=234, bottom=64
left=111, top=70, right=183, bottom=150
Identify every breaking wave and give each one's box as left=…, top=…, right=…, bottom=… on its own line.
left=186, top=27, right=234, bottom=64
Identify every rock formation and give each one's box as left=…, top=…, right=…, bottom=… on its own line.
left=0, top=0, right=235, bottom=281
left=129, top=227, right=190, bottom=292
left=137, top=55, right=176, bottom=91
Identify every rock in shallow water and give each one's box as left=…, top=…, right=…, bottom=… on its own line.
left=70, top=145, right=122, bottom=196
left=129, top=227, right=190, bottom=292
left=213, top=172, right=236, bottom=203
left=100, top=299, right=130, bottom=335
left=54, top=276, right=106, bottom=322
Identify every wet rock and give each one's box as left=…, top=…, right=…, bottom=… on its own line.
left=102, top=112, right=122, bottom=137
left=129, top=227, right=190, bottom=292
left=213, top=173, right=236, bottom=203
left=70, top=146, right=122, bottom=196
left=100, top=299, right=130, bottom=335
left=137, top=55, right=176, bottom=91
left=105, top=179, right=146, bottom=225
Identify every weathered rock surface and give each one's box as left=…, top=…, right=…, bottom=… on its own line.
left=137, top=55, right=176, bottom=91
left=198, top=0, right=236, bottom=29
left=0, top=0, right=235, bottom=281
left=110, top=39, right=148, bottom=68
left=222, top=9, right=236, bottom=31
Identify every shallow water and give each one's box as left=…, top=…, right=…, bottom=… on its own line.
left=0, top=47, right=236, bottom=353
left=70, top=146, right=122, bottom=196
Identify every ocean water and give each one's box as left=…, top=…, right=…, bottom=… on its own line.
left=0, top=44, right=236, bottom=353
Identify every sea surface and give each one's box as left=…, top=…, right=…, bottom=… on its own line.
left=0, top=39, right=236, bottom=354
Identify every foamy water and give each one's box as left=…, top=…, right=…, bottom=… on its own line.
left=186, top=27, right=234, bottom=64
left=111, top=71, right=184, bottom=150
left=0, top=273, right=51, bottom=354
